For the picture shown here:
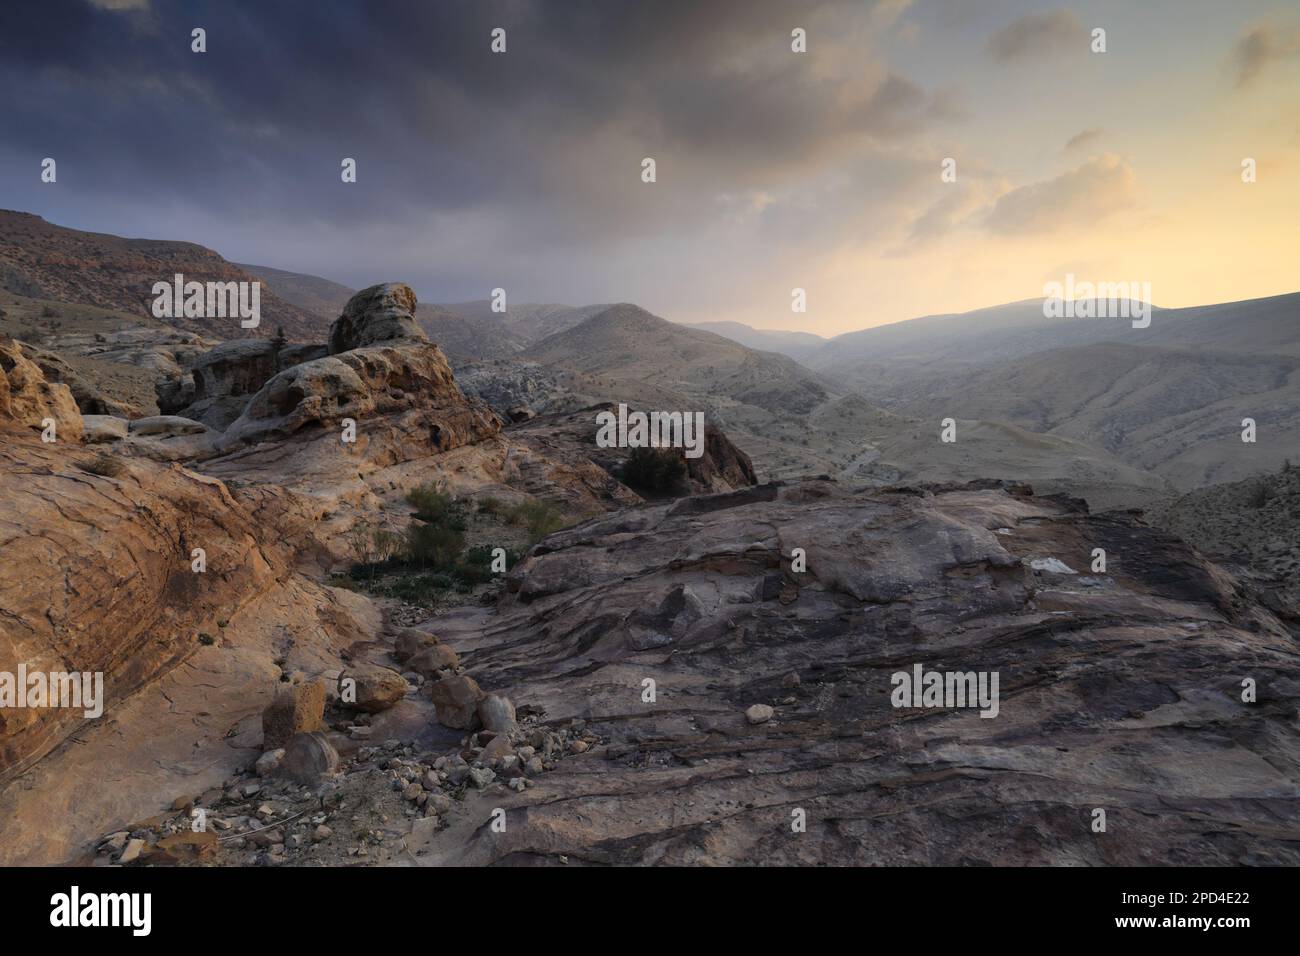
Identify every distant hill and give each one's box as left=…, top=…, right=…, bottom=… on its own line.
left=682, top=320, right=826, bottom=361
left=0, top=210, right=325, bottom=341
left=522, top=303, right=832, bottom=415
left=417, top=301, right=609, bottom=362
left=233, top=262, right=354, bottom=324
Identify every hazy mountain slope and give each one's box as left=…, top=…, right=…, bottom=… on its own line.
left=1129, top=291, right=1300, bottom=356
left=813, top=291, right=1300, bottom=490
left=0, top=210, right=324, bottom=341
left=512, top=304, right=1171, bottom=504
left=892, top=339, right=1300, bottom=489
left=234, top=262, right=355, bottom=323
left=419, top=301, right=609, bottom=361
left=683, top=319, right=826, bottom=361
left=806, top=298, right=1155, bottom=387
left=521, top=303, right=832, bottom=415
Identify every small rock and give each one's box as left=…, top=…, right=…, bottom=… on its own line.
left=118, top=839, right=145, bottom=864
left=282, top=731, right=340, bottom=785
left=467, top=767, right=495, bottom=789
left=745, top=704, right=775, bottom=725
left=254, top=749, right=285, bottom=778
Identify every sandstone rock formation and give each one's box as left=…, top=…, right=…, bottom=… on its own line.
left=328, top=282, right=425, bottom=354
left=216, top=283, right=501, bottom=454
left=0, top=337, right=83, bottom=440
left=160, top=338, right=328, bottom=429
left=0, top=354, right=377, bottom=864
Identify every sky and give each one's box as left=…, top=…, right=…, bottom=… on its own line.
left=0, top=0, right=1296, bottom=336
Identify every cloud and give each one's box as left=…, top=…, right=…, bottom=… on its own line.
left=983, top=154, right=1137, bottom=235
left=986, top=9, right=1083, bottom=62
left=1063, top=128, right=1104, bottom=152
left=1229, top=22, right=1300, bottom=88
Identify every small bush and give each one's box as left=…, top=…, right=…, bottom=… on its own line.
left=505, top=500, right=567, bottom=544
left=457, top=545, right=523, bottom=583
left=620, top=446, right=687, bottom=494
left=80, top=452, right=124, bottom=478
left=403, top=521, right=465, bottom=569
left=477, top=495, right=506, bottom=515
left=406, top=482, right=467, bottom=530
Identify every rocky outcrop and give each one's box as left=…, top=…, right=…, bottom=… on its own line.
left=216, top=284, right=500, bottom=453
left=160, top=338, right=328, bottom=429
left=0, top=428, right=378, bottom=864
left=509, top=403, right=756, bottom=496
left=0, top=336, right=83, bottom=440
left=16, top=342, right=140, bottom=417
left=328, top=282, right=425, bottom=354
left=416, top=480, right=1300, bottom=865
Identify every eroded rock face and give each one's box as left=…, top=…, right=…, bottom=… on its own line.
left=0, top=337, right=83, bottom=440
left=0, top=430, right=377, bottom=864
left=161, top=339, right=329, bottom=429
left=214, top=283, right=500, bottom=455
left=509, top=403, right=757, bottom=497
left=421, top=480, right=1300, bottom=866
left=328, top=283, right=425, bottom=354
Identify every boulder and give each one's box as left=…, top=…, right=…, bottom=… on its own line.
left=81, top=415, right=129, bottom=443
left=281, top=732, right=339, bottom=785
left=429, top=675, right=485, bottom=730
left=328, top=282, right=426, bottom=354
left=261, top=680, right=326, bottom=749
left=338, top=663, right=408, bottom=713
left=406, top=644, right=460, bottom=678
left=127, top=415, right=211, bottom=437
left=391, top=627, right=438, bottom=663
left=477, top=694, right=517, bottom=735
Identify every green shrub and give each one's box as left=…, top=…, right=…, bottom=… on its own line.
left=406, top=482, right=467, bottom=530
left=619, top=446, right=687, bottom=494
left=456, top=545, right=523, bottom=583
left=403, top=520, right=465, bottom=570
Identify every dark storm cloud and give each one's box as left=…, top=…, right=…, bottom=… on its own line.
left=0, top=0, right=934, bottom=231
left=0, top=0, right=954, bottom=305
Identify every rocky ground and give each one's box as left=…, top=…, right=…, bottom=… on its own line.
left=4, top=281, right=1298, bottom=867
left=1153, top=464, right=1300, bottom=626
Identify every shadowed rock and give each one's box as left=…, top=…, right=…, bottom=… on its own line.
left=420, top=479, right=1300, bottom=866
